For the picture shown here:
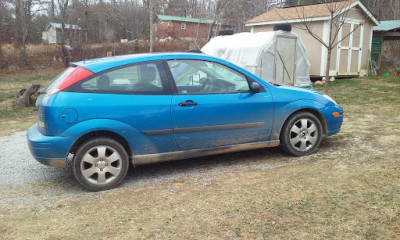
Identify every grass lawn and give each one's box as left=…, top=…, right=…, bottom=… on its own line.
left=0, top=72, right=399, bottom=239
left=0, top=69, right=59, bottom=135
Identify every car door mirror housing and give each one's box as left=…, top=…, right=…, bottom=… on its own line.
left=250, top=82, right=261, bottom=93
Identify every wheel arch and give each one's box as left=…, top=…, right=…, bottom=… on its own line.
left=279, top=108, right=327, bottom=138
left=68, top=130, right=133, bottom=158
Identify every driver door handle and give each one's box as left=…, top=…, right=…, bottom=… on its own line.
left=178, top=101, right=198, bottom=107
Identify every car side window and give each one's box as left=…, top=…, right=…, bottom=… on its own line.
left=167, top=59, right=250, bottom=94
left=78, top=62, right=164, bottom=94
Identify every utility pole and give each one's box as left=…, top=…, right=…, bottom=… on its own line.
left=149, top=0, right=154, bottom=53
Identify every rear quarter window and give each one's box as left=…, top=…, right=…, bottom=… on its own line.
left=44, top=67, right=75, bottom=95
left=70, top=62, right=167, bottom=94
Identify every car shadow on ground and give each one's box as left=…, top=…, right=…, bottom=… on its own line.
left=123, top=147, right=287, bottom=185
left=28, top=147, right=286, bottom=194
left=124, top=135, right=346, bottom=187
left=35, top=137, right=342, bottom=193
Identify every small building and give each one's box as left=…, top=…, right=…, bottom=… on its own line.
left=154, top=15, right=227, bottom=42
left=202, top=31, right=311, bottom=87
left=42, top=22, right=84, bottom=44
left=246, top=0, right=379, bottom=77
left=371, top=20, right=400, bottom=66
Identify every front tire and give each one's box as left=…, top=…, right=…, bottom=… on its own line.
left=72, top=138, right=129, bottom=191
left=280, top=112, right=323, bottom=156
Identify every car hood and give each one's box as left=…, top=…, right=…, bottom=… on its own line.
left=268, top=85, right=336, bottom=107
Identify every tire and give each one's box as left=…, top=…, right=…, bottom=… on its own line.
left=72, top=137, right=129, bottom=191
left=280, top=112, right=322, bottom=156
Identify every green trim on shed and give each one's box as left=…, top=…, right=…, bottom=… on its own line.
left=373, top=20, right=400, bottom=32
left=371, top=37, right=382, bottom=65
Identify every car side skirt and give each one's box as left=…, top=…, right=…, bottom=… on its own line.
left=132, top=140, right=280, bottom=165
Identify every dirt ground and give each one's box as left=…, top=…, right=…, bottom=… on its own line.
left=0, top=76, right=399, bottom=239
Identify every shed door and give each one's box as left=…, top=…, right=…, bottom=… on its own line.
left=274, top=36, right=297, bottom=86
left=336, top=21, right=364, bottom=75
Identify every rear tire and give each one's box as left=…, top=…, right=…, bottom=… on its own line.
left=280, top=112, right=322, bottom=156
left=72, top=137, right=129, bottom=191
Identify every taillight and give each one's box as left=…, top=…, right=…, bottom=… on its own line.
left=49, top=66, right=94, bottom=95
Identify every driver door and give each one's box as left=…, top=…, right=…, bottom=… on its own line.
left=165, top=59, right=274, bottom=150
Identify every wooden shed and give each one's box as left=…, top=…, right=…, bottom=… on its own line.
left=42, top=22, right=82, bottom=44
left=371, top=20, right=400, bottom=75
left=154, top=15, right=214, bottom=42
left=246, top=0, right=379, bottom=77
left=372, top=20, right=400, bottom=65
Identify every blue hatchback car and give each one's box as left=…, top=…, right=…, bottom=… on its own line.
left=28, top=53, right=343, bottom=191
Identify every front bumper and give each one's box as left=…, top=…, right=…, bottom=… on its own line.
left=27, top=124, right=75, bottom=168
left=321, top=105, right=343, bottom=136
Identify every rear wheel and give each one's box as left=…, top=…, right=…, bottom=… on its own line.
left=72, top=138, right=129, bottom=191
left=280, top=112, right=322, bottom=156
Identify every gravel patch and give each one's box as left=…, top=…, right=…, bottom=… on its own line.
left=0, top=126, right=396, bottom=225
left=0, top=131, right=299, bottom=213
left=2, top=130, right=355, bottom=214
left=0, top=132, right=292, bottom=189
left=0, top=131, right=69, bottom=186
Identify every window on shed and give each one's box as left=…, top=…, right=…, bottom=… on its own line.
left=181, top=23, right=186, bottom=30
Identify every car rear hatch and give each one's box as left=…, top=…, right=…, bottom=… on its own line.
left=36, top=66, right=94, bottom=136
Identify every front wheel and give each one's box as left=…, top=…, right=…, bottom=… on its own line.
left=280, top=112, right=323, bottom=156
left=72, top=138, right=129, bottom=191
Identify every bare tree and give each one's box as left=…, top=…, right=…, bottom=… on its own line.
left=223, top=0, right=281, bottom=33
left=50, top=0, right=55, bottom=19
left=207, top=0, right=230, bottom=41
left=15, top=0, right=31, bottom=65
left=12, top=0, right=46, bottom=66
left=150, top=0, right=154, bottom=52
left=0, top=0, right=6, bottom=67
left=57, top=0, right=71, bottom=66
left=388, top=0, right=399, bottom=20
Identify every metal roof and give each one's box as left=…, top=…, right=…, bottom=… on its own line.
left=373, top=20, right=400, bottom=31
left=157, top=15, right=213, bottom=24
left=49, top=22, right=81, bottom=30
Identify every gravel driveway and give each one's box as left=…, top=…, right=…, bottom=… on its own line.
left=0, top=131, right=303, bottom=214
left=0, top=131, right=68, bottom=186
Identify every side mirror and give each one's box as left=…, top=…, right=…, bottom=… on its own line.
left=250, top=82, right=261, bottom=93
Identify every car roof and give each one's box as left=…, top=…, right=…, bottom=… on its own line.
left=72, top=52, right=215, bottom=73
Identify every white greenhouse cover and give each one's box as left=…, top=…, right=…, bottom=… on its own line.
left=201, top=31, right=311, bottom=86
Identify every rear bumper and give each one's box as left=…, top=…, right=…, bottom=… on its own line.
left=27, top=124, right=75, bottom=168
left=321, top=105, right=343, bottom=136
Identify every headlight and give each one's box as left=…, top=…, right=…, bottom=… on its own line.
left=322, top=94, right=337, bottom=105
